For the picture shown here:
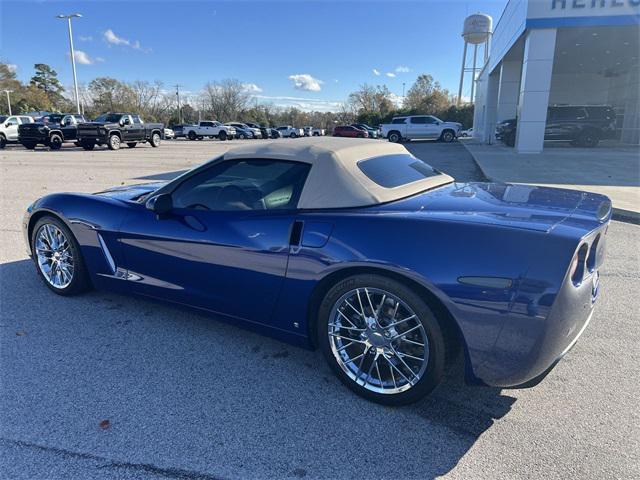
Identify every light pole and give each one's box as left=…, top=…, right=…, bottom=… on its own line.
left=56, top=13, right=82, bottom=114
left=174, top=84, right=183, bottom=124
left=3, top=90, right=12, bottom=115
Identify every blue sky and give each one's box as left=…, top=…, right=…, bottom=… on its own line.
left=1, top=0, right=507, bottom=111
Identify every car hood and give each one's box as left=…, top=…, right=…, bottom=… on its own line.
left=375, top=182, right=610, bottom=233
left=94, top=182, right=167, bottom=201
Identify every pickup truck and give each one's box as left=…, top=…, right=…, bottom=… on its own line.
left=183, top=121, right=236, bottom=141
left=276, top=125, right=303, bottom=138
left=0, top=114, right=35, bottom=149
left=303, top=126, right=325, bottom=137
left=18, top=113, right=86, bottom=150
left=77, top=113, right=164, bottom=150
left=380, top=115, right=461, bottom=143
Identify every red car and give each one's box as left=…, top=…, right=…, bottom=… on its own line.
left=333, top=125, right=369, bottom=138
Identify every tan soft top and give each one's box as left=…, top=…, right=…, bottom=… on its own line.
left=223, top=137, right=454, bottom=209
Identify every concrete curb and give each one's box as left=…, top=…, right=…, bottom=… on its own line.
left=460, top=141, right=640, bottom=226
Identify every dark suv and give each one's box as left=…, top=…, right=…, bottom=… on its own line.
left=77, top=113, right=164, bottom=150
left=497, top=105, right=617, bottom=148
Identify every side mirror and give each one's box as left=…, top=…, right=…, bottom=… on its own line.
left=146, top=193, right=173, bottom=215
left=121, top=117, right=131, bottom=126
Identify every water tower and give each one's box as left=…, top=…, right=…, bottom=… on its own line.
left=457, top=13, right=493, bottom=106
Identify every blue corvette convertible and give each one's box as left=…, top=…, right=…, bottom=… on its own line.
left=23, top=138, right=610, bottom=405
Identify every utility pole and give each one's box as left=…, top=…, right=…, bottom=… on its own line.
left=402, top=82, right=406, bottom=105
left=56, top=13, right=82, bottom=114
left=3, top=90, right=13, bottom=115
left=174, top=84, right=183, bottom=124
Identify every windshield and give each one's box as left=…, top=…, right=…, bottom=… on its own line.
left=94, top=113, right=122, bottom=123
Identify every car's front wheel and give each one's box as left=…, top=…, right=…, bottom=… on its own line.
left=388, top=131, right=401, bottom=143
left=440, top=130, right=455, bottom=143
left=49, top=133, right=63, bottom=150
left=576, top=130, right=600, bottom=148
left=31, top=216, right=91, bottom=296
left=318, top=274, right=445, bottom=406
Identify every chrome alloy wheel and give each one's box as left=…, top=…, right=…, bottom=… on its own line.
left=35, top=224, right=74, bottom=289
left=328, top=288, right=429, bottom=395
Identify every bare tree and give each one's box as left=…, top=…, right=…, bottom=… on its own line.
left=203, top=79, right=251, bottom=122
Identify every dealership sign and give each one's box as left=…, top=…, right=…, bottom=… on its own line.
left=528, top=0, right=640, bottom=18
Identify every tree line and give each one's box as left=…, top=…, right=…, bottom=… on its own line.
left=0, top=62, right=473, bottom=129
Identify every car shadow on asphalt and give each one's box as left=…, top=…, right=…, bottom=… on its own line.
left=1, top=258, right=516, bottom=479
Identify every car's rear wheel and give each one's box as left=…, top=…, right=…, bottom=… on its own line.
left=31, top=216, right=91, bottom=296
left=219, top=131, right=227, bottom=141
left=318, top=274, right=446, bottom=405
left=127, top=142, right=137, bottom=148
left=577, top=130, right=599, bottom=148
left=0, top=134, right=6, bottom=149
left=188, top=131, right=196, bottom=140
left=49, top=133, right=63, bottom=150
left=290, top=132, right=297, bottom=138
left=440, top=130, right=455, bottom=143
left=150, top=132, right=161, bottom=147
left=108, top=134, right=121, bottom=150
left=81, top=141, right=95, bottom=151
left=388, top=131, right=401, bottom=143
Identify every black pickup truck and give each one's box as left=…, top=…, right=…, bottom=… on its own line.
left=18, top=113, right=86, bottom=150
left=77, top=113, right=164, bottom=150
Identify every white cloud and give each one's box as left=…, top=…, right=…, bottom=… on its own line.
left=395, top=65, right=411, bottom=73
left=372, top=68, right=380, bottom=76
left=6, top=64, right=17, bottom=73
left=104, top=29, right=129, bottom=46
left=388, top=93, right=404, bottom=107
left=69, top=50, right=94, bottom=65
left=95, top=57, right=106, bottom=63
left=255, top=95, right=341, bottom=112
left=104, top=29, right=151, bottom=53
left=385, top=72, right=396, bottom=78
left=78, top=35, right=93, bottom=42
left=242, top=83, right=263, bottom=93
left=288, top=74, right=323, bottom=92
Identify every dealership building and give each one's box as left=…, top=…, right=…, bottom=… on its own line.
left=473, top=0, right=640, bottom=153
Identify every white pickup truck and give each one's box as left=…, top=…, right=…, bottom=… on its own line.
left=0, top=114, right=35, bottom=149
left=276, top=125, right=304, bottom=138
left=380, top=115, right=461, bottom=143
left=184, top=121, right=236, bottom=141
left=303, top=126, right=325, bottom=137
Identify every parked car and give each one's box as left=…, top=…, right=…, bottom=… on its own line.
left=276, top=125, right=303, bottom=138
left=380, top=115, right=461, bottom=143
left=164, top=128, right=175, bottom=140
left=227, top=123, right=260, bottom=139
left=497, top=106, right=617, bottom=148
left=23, top=138, right=611, bottom=405
left=170, top=124, right=188, bottom=138
left=77, top=113, right=164, bottom=151
left=304, top=126, right=325, bottom=136
left=183, top=121, right=235, bottom=141
left=351, top=123, right=378, bottom=139
left=267, top=127, right=282, bottom=139
left=333, top=125, right=368, bottom=138
left=460, top=127, right=473, bottom=137
left=244, top=122, right=267, bottom=139
left=18, top=113, right=86, bottom=150
left=0, top=115, right=35, bottom=149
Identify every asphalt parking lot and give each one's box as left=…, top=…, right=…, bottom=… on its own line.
left=1, top=139, right=638, bottom=479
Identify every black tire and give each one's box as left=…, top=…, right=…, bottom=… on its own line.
left=504, top=132, right=516, bottom=147
left=107, top=134, right=121, bottom=150
left=30, top=215, right=91, bottom=296
left=290, top=132, right=298, bottom=138
left=440, top=129, right=455, bottom=143
left=388, top=131, right=401, bottom=143
left=150, top=132, right=161, bottom=147
left=0, top=134, right=6, bottom=149
left=576, top=130, right=599, bottom=148
left=188, top=130, right=197, bottom=140
left=239, top=132, right=246, bottom=140
left=219, top=131, right=227, bottom=141
left=81, top=141, right=95, bottom=151
left=22, top=142, right=37, bottom=150
left=127, top=142, right=137, bottom=148
left=317, top=274, right=446, bottom=406
left=49, top=133, right=63, bottom=150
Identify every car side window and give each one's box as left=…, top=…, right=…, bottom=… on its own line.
left=410, top=117, right=427, bottom=124
left=20, top=116, right=33, bottom=124
left=132, top=115, right=142, bottom=124
left=171, top=159, right=311, bottom=212
left=5, top=116, right=18, bottom=126
left=424, top=117, right=438, bottom=124
left=391, top=118, right=406, bottom=124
